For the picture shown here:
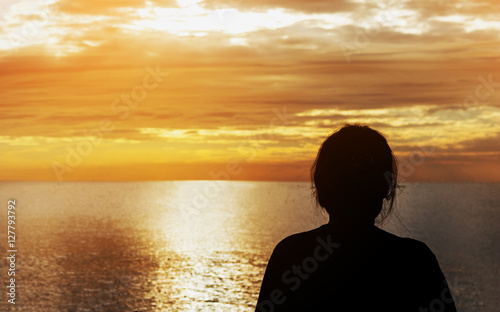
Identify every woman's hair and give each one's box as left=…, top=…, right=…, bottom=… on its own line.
left=311, top=124, right=398, bottom=224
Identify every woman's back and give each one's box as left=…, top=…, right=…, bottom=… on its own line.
left=256, top=224, right=457, bottom=311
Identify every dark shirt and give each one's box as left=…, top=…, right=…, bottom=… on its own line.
left=255, top=224, right=457, bottom=312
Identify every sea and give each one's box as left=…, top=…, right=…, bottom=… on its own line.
left=0, top=181, right=499, bottom=311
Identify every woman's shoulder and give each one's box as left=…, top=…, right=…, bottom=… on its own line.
left=273, top=224, right=342, bottom=253
left=275, top=226, right=326, bottom=247
left=379, top=227, right=434, bottom=251
left=268, top=225, right=343, bottom=263
left=374, top=227, right=439, bottom=265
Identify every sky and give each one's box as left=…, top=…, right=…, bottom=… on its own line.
left=1, top=0, right=499, bottom=182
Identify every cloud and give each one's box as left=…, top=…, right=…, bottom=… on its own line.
left=1, top=27, right=499, bottom=139
left=1, top=0, right=500, bottom=181
left=405, top=0, right=500, bottom=19
left=202, top=0, right=360, bottom=13
left=58, top=0, right=178, bottom=15
left=440, top=132, right=500, bottom=153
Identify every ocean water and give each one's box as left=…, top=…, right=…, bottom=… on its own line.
left=0, top=181, right=499, bottom=311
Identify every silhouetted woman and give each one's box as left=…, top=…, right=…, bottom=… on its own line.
left=255, top=124, right=457, bottom=312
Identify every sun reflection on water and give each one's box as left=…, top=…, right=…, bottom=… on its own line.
left=151, top=181, right=268, bottom=310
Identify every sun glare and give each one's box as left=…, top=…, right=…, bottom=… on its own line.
left=1, top=0, right=499, bottom=181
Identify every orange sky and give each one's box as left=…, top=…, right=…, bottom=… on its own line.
left=1, top=0, right=500, bottom=182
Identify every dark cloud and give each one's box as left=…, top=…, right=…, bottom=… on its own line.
left=444, top=132, right=500, bottom=153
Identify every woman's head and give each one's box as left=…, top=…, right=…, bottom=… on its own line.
left=312, top=124, right=397, bottom=224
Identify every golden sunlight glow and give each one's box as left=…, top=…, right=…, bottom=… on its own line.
left=1, top=0, right=500, bottom=181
